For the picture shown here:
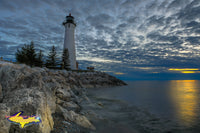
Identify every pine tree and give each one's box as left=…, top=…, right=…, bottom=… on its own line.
left=35, top=50, right=43, bottom=67
left=16, top=46, right=27, bottom=63
left=46, top=45, right=57, bottom=68
left=15, top=41, right=36, bottom=67
left=27, top=41, right=36, bottom=67
left=62, top=48, right=70, bottom=70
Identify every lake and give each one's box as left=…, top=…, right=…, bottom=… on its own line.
left=87, top=80, right=200, bottom=132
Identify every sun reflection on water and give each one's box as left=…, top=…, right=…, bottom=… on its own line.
left=170, top=80, right=199, bottom=127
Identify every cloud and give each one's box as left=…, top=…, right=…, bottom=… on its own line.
left=115, top=72, right=125, bottom=75
left=0, top=19, right=26, bottom=30
left=146, top=32, right=179, bottom=43
left=185, top=36, right=200, bottom=44
left=167, top=0, right=189, bottom=10
left=177, top=1, right=200, bottom=22
left=0, top=40, right=14, bottom=46
left=0, top=0, right=200, bottom=79
left=77, top=57, right=122, bottom=63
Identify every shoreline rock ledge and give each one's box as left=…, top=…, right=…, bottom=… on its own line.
left=0, top=63, right=126, bottom=133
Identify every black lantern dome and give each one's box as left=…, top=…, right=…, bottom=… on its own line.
left=63, top=13, right=76, bottom=26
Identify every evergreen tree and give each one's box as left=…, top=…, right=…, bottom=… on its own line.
left=16, top=45, right=27, bottom=63
left=46, top=45, right=57, bottom=68
left=15, top=41, right=36, bottom=67
left=35, top=50, right=43, bottom=67
left=61, top=48, right=70, bottom=70
left=27, top=41, right=36, bottom=67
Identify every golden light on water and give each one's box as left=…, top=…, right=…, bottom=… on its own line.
left=170, top=80, right=199, bottom=126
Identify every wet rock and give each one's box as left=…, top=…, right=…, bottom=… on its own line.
left=56, top=98, right=65, bottom=105
left=65, top=110, right=96, bottom=130
left=62, top=101, right=80, bottom=112
left=58, top=105, right=95, bottom=130
left=56, top=88, right=71, bottom=101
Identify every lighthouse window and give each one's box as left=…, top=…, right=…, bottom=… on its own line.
left=68, top=24, right=70, bottom=28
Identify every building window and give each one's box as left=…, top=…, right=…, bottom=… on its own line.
left=68, top=24, right=70, bottom=28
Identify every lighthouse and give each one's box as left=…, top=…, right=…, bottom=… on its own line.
left=63, top=13, right=77, bottom=70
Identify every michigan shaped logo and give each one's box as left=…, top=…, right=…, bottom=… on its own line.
left=6, top=111, right=41, bottom=128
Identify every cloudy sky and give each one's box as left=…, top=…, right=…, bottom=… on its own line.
left=0, top=0, right=200, bottom=80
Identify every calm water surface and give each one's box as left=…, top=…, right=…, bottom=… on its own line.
left=92, top=80, right=200, bottom=130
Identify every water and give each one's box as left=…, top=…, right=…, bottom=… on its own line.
left=89, top=80, right=200, bottom=132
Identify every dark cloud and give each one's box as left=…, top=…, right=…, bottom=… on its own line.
left=167, top=0, right=189, bottom=10
left=185, top=36, right=200, bottom=44
left=87, top=13, right=114, bottom=32
left=0, top=19, right=26, bottom=30
left=185, top=21, right=200, bottom=28
left=147, top=32, right=179, bottom=43
left=146, top=15, right=165, bottom=27
left=184, top=21, right=200, bottom=35
left=0, top=0, right=17, bottom=12
left=177, top=1, right=200, bottom=22
left=126, top=16, right=140, bottom=26
left=0, top=40, right=15, bottom=46
left=195, top=29, right=200, bottom=34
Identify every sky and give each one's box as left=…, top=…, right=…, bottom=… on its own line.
left=0, top=0, right=200, bottom=80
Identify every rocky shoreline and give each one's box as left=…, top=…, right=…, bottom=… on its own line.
left=0, top=63, right=126, bottom=133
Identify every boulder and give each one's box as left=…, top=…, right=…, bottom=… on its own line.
left=58, top=105, right=95, bottom=130
left=0, top=103, right=10, bottom=133
left=64, top=110, right=96, bottom=130
left=56, top=88, right=71, bottom=101
left=62, top=101, right=80, bottom=112
left=0, top=84, right=2, bottom=102
left=56, top=98, right=65, bottom=105
left=0, top=65, right=56, bottom=133
left=3, top=88, right=55, bottom=133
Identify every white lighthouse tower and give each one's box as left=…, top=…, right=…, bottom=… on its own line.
left=63, top=13, right=77, bottom=70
